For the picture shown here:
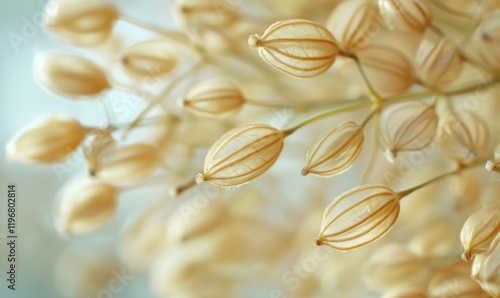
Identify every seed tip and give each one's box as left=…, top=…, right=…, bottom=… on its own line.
left=314, top=237, right=323, bottom=246
left=195, top=173, right=205, bottom=185
left=248, top=34, right=261, bottom=49
left=301, top=167, right=309, bottom=176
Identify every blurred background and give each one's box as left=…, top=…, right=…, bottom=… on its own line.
left=0, top=1, right=174, bottom=297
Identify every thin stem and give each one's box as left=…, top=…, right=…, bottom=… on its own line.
left=342, top=51, right=383, bottom=104
left=173, top=179, right=197, bottom=196
left=397, top=159, right=486, bottom=198
left=429, top=0, right=477, bottom=19
left=362, top=111, right=381, bottom=184
left=244, top=98, right=298, bottom=109
left=112, top=115, right=176, bottom=130
left=121, top=63, right=203, bottom=139
left=282, top=101, right=373, bottom=136
left=118, top=15, right=190, bottom=45
left=384, top=77, right=500, bottom=104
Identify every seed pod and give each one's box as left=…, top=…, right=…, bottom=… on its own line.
left=174, top=0, right=239, bottom=30
left=472, top=233, right=500, bottom=281
left=44, top=0, right=119, bottom=46
left=486, top=145, right=500, bottom=178
left=248, top=19, right=340, bottom=78
left=378, top=0, right=432, bottom=32
left=121, top=39, right=177, bottom=79
left=358, top=46, right=416, bottom=97
left=436, top=112, right=489, bottom=164
left=472, top=237, right=500, bottom=297
left=460, top=207, right=500, bottom=261
left=95, top=144, right=159, bottom=185
left=56, top=179, right=118, bottom=235
left=379, top=102, right=437, bottom=161
left=326, top=0, right=381, bottom=51
left=196, top=124, right=284, bottom=187
left=472, top=10, right=500, bottom=72
left=364, top=243, right=431, bottom=293
left=7, top=115, right=86, bottom=164
left=38, top=54, right=110, bottom=98
left=182, top=80, right=244, bottom=118
left=316, top=184, right=400, bottom=250
left=381, top=287, right=428, bottom=298
left=302, top=121, right=364, bottom=177
left=416, top=34, right=463, bottom=88
left=409, top=218, right=459, bottom=258
left=428, top=261, right=490, bottom=298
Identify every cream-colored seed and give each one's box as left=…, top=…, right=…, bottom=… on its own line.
left=316, top=184, right=400, bottom=250
left=378, top=0, right=432, bottom=32
left=249, top=19, right=340, bottom=78
left=473, top=234, right=500, bottom=280
left=409, top=218, right=458, bottom=258
left=182, top=80, right=245, bottom=118
left=95, top=143, right=159, bottom=185
left=416, top=34, right=464, bottom=88
left=121, top=39, right=177, bottom=79
left=197, top=124, right=284, bottom=187
left=364, top=243, right=431, bottom=293
left=379, top=102, right=437, bottom=161
left=326, top=0, right=381, bottom=52
left=428, top=261, right=489, bottom=298
left=38, top=54, right=110, bottom=98
left=436, top=112, right=489, bottom=164
left=7, top=115, right=86, bottom=164
left=44, top=0, right=119, bottom=46
left=302, top=121, right=364, bottom=177
left=381, top=288, right=428, bottom=298
left=358, top=46, right=416, bottom=97
left=56, top=179, right=118, bottom=236
left=460, top=207, right=500, bottom=261
left=472, top=10, right=500, bottom=72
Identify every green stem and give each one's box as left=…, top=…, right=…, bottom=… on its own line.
left=361, top=111, right=381, bottom=184
left=342, top=51, right=383, bottom=104
left=397, top=159, right=486, bottom=198
left=282, top=101, right=373, bottom=136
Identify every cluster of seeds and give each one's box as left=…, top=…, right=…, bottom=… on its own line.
left=8, top=0, right=500, bottom=297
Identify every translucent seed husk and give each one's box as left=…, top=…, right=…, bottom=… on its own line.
left=44, top=0, right=119, bottom=46
left=248, top=19, right=340, bottom=78
left=379, top=102, right=437, bottom=161
left=472, top=10, right=500, bottom=72
left=95, top=143, right=159, bottom=185
left=381, top=287, right=428, bottom=298
left=416, top=34, right=463, bottom=88
left=428, top=261, right=490, bottom=298
left=316, top=184, right=400, bottom=250
left=364, top=243, right=431, bottom=293
left=473, top=234, right=500, bottom=280
left=378, top=0, right=432, bottom=32
left=436, top=111, right=489, bottom=164
left=460, top=207, right=500, bottom=261
left=121, top=39, right=177, bottom=79
left=197, top=124, right=284, bottom=187
left=7, top=115, right=86, bottom=164
left=358, top=46, right=416, bottom=97
left=326, top=0, right=381, bottom=52
left=182, top=79, right=244, bottom=118
left=302, top=121, right=364, bottom=177
left=38, top=53, right=110, bottom=98
left=56, top=179, right=118, bottom=236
